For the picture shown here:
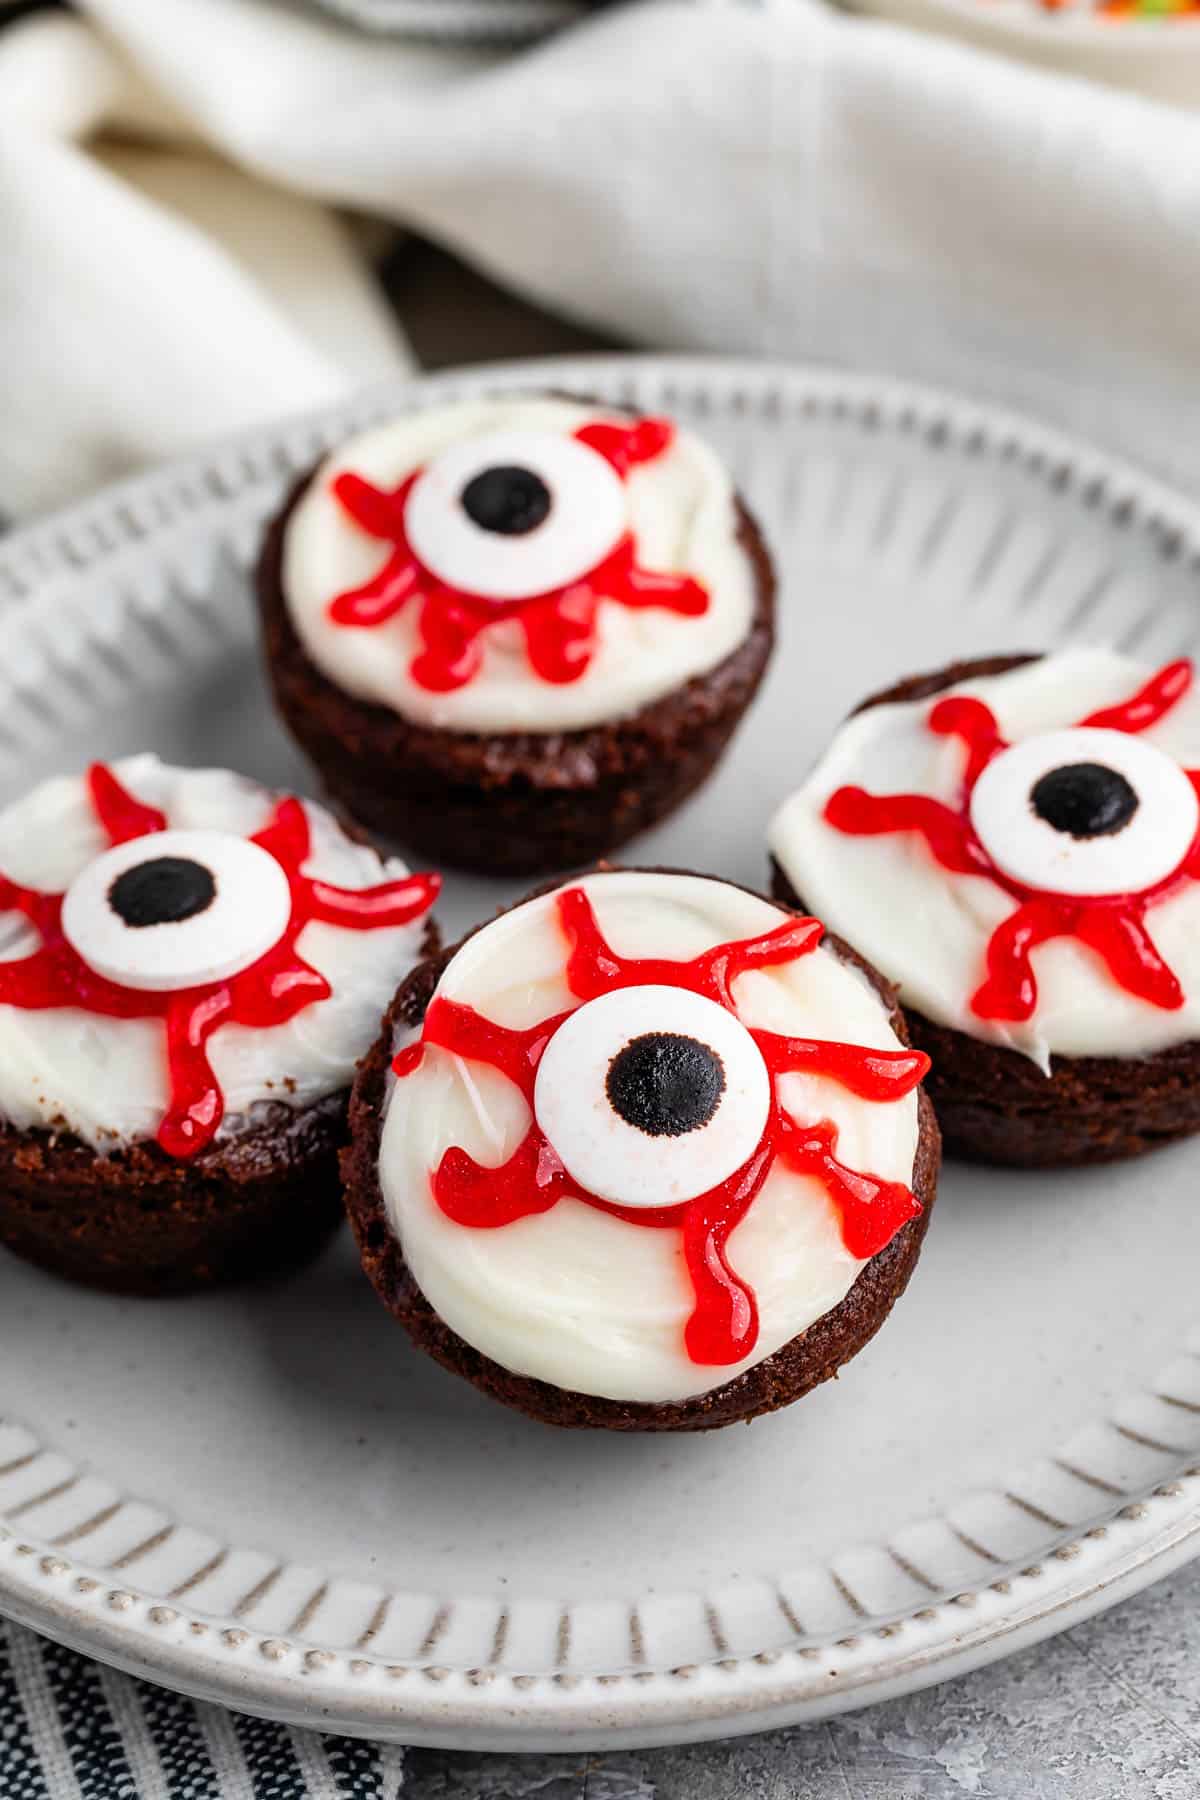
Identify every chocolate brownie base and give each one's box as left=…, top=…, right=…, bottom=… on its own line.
left=0, top=1093, right=346, bottom=1296
left=771, top=651, right=1200, bottom=1168
left=257, top=469, right=775, bottom=878
left=0, top=904, right=441, bottom=1297
left=342, top=875, right=940, bottom=1432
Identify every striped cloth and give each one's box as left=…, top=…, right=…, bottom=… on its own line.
left=0, top=1616, right=407, bottom=1799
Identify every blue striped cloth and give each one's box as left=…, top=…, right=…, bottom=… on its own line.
left=0, top=1617, right=408, bottom=1799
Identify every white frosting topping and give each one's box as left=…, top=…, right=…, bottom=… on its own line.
left=770, top=648, right=1200, bottom=1067
left=0, top=756, right=430, bottom=1152
left=281, top=397, right=757, bottom=734
left=378, top=871, right=920, bottom=1405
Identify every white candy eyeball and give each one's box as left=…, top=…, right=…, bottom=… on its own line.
left=403, top=428, right=627, bottom=602
left=61, top=829, right=292, bottom=992
left=533, top=984, right=771, bottom=1210
left=969, top=727, right=1199, bottom=898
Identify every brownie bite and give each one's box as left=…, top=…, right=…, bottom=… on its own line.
left=258, top=395, right=774, bottom=875
left=769, top=648, right=1200, bottom=1166
left=343, top=868, right=939, bottom=1431
left=0, top=755, right=438, bottom=1293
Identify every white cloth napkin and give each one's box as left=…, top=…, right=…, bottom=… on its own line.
left=0, top=10, right=417, bottom=516
left=4, top=0, right=1200, bottom=519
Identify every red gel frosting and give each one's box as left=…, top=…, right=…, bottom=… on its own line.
left=823, top=659, right=1200, bottom=1021
left=0, top=766, right=439, bottom=1158
left=394, top=885, right=926, bottom=1368
left=327, top=417, right=709, bottom=694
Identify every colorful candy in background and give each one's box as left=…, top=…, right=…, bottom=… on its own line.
left=1098, top=0, right=1199, bottom=18
left=1012, top=0, right=1198, bottom=17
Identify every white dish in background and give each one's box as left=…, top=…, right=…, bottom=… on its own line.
left=305, top=0, right=1200, bottom=106
left=848, top=0, right=1200, bottom=108
left=2, top=356, right=1200, bottom=1750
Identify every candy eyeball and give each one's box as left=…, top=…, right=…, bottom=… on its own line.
left=533, top=984, right=771, bottom=1209
left=969, top=727, right=1199, bottom=898
left=61, top=829, right=292, bottom=992
left=403, top=428, right=627, bottom=602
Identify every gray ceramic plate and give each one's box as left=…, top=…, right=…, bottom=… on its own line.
left=3, top=357, right=1200, bottom=1751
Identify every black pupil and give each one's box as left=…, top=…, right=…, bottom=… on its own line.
left=606, top=1032, right=726, bottom=1138
left=108, top=857, right=216, bottom=929
left=460, top=465, right=552, bottom=536
left=1029, top=762, right=1139, bottom=840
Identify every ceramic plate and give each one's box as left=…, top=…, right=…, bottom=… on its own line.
left=4, top=357, right=1200, bottom=1752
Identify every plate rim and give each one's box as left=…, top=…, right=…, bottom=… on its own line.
left=4, top=350, right=1200, bottom=1749
left=2, top=1479, right=1199, bottom=1749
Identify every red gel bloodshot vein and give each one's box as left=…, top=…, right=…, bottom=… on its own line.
left=326, top=417, right=709, bottom=694
left=823, top=660, right=1200, bottom=1022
